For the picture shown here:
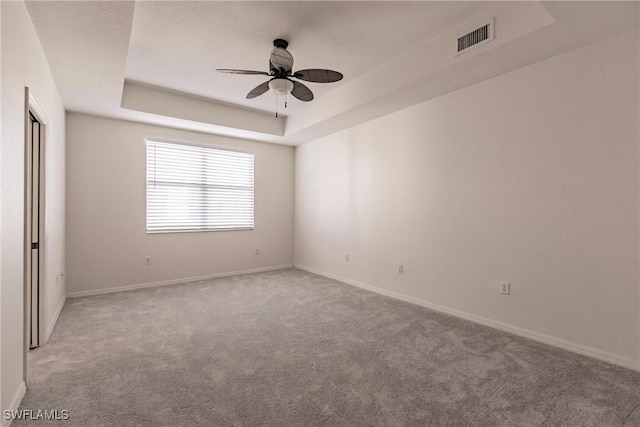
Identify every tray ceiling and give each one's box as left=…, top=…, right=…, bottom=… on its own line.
left=24, top=1, right=639, bottom=145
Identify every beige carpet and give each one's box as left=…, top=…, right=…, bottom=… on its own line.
left=17, top=268, right=640, bottom=426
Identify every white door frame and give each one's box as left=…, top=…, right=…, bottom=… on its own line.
left=23, top=87, right=47, bottom=383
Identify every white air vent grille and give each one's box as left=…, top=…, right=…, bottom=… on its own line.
left=456, top=21, right=493, bottom=55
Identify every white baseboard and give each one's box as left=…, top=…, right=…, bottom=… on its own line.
left=46, top=296, right=67, bottom=342
left=1, top=381, right=26, bottom=427
left=67, top=264, right=295, bottom=298
left=295, top=264, right=640, bottom=373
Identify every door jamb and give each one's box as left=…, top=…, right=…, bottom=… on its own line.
left=23, top=87, right=47, bottom=384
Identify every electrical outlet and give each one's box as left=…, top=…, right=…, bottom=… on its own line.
left=501, top=282, right=510, bottom=295
left=344, top=254, right=349, bottom=262
left=145, top=256, right=151, bottom=265
left=398, top=264, right=404, bottom=274
left=255, top=248, right=260, bottom=255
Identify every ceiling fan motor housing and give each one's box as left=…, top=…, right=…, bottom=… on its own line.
left=270, top=45, right=294, bottom=74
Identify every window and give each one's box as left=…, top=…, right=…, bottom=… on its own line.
left=146, top=140, right=254, bottom=232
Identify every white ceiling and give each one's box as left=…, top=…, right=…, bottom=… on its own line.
left=24, top=1, right=639, bottom=145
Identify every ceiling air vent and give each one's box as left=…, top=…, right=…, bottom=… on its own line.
left=456, top=20, right=494, bottom=55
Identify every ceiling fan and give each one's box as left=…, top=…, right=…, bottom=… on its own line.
left=216, top=39, right=343, bottom=107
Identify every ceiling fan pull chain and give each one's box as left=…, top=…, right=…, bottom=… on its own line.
left=275, top=96, right=278, bottom=118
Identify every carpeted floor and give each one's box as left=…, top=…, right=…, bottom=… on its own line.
left=17, top=268, right=640, bottom=426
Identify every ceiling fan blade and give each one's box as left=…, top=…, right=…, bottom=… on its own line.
left=291, top=81, right=314, bottom=102
left=293, top=69, right=343, bottom=83
left=217, top=69, right=269, bottom=75
left=246, top=81, right=270, bottom=99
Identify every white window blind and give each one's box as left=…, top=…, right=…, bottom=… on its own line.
left=146, top=140, right=254, bottom=232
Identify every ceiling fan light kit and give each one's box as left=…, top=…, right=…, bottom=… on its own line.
left=269, top=78, right=294, bottom=96
left=216, top=38, right=344, bottom=116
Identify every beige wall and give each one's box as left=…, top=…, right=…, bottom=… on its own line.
left=295, top=31, right=640, bottom=368
left=1, top=0, right=66, bottom=416
left=65, top=113, right=294, bottom=295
